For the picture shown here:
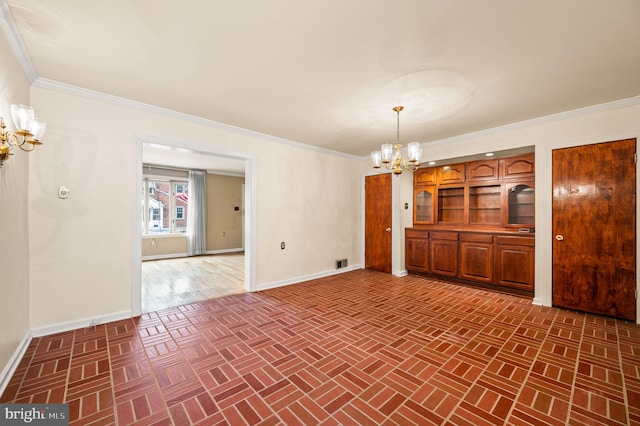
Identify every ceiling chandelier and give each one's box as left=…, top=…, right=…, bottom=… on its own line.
left=371, top=106, right=422, bottom=175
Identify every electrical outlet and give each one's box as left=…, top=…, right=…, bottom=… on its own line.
left=281, top=242, right=285, bottom=250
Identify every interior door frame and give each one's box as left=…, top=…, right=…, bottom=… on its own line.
left=132, top=136, right=256, bottom=317
left=361, top=169, right=412, bottom=277
left=540, top=134, right=640, bottom=324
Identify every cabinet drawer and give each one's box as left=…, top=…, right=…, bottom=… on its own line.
left=496, top=235, right=534, bottom=246
left=460, top=233, right=494, bottom=243
left=430, top=231, right=458, bottom=241
left=406, top=228, right=429, bottom=239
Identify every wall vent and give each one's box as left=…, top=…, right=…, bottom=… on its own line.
left=336, top=258, right=348, bottom=269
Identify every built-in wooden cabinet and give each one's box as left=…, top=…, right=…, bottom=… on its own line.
left=430, top=232, right=459, bottom=277
left=405, top=228, right=535, bottom=293
left=468, top=159, right=499, bottom=181
left=414, top=187, right=435, bottom=225
left=437, top=187, right=465, bottom=224
left=502, top=154, right=535, bottom=179
left=505, top=180, right=535, bottom=227
left=412, top=153, right=535, bottom=229
left=469, top=184, right=501, bottom=225
left=459, top=233, right=494, bottom=283
left=414, top=168, right=437, bottom=186
left=495, top=235, right=534, bottom=291
left=407, top=152, right=535, bottom=294
left=438, top=163, right=466, bottom=184
left=405, top=228, right=429, bottom=272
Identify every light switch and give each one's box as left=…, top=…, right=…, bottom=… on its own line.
left=58, top=186, right=70, bottom=199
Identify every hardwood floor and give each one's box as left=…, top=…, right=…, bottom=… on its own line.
left=141, top=253, right=245, bottom=312
left=2, top=270, right=639, bottom=425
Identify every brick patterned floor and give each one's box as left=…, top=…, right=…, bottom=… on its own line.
left=2, top=270, right=639, bottom=425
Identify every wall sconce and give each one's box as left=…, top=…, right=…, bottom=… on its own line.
left=0, top=104, right=46, bottom=167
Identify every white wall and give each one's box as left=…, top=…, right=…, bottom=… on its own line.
left=206, top=174, right=244, bottom=251
left=397, top=98, right=640, bottom=319
left=27, top=84, right=364, bottom=328
left=0, top=31, right=32, bottom=389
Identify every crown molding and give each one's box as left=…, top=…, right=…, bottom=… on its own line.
left=0, top=0, right=37, bottom=83
left=359, top=95, right=640, bottom=160
left=32, top=77, right=362, bottom=161
left=427, top=95, right=640, bottom=149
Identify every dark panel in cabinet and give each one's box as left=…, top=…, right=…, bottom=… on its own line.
left=437, top=186, right=465, bottom=224
left=469, top=184, right=502, bottom=226
left=506, top=180, right=535, bottom=227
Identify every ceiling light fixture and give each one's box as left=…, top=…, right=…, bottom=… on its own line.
left=0, top=104, right=46, bottom=167
left=371, top=106, right=421, bottom=175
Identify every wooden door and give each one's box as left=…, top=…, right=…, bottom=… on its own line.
left=495, top=236, right=535, bottom=291
left=459, top=234, right=494, bottom=283
left=552, top=139, right=636, bottom=321
left=365, top=174, right=392, bottom=272
left=430, top=232, right=459, bottom=277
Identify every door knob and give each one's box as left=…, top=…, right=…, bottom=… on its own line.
left=385, top=228, right=391, bottom=233
left=555, top=234, right=564, bottom=241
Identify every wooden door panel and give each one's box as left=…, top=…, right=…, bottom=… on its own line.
left=467, top=159, right=499, bottom=181
left=552, top=139, right=636, bottom=321
left=365, top=174, right=392, bottom=273
left=495, top=244, right=534, bottom=290
left=406, top=238, right=429, bottom=272
left=430, top=238, right=458, bottom=277
left=438, top=163, right=466, bottom=184
left=460, top=242, right=493, bottom=282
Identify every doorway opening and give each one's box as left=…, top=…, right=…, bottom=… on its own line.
left=141, top=253, right=245, bottom=312
left=133, top=139, right=255, bottom=316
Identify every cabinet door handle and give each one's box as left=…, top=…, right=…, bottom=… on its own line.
left=555, top=234, right=564, bottom=241
left=385, top=228, right=392, bottom=233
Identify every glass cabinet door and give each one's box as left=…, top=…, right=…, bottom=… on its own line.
left=506, top=181, right=535, bottom=227
left=414, top=187, right=435, bottom=224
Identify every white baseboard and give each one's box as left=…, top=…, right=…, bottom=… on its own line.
left=0, top=330, right=31, bottom=398
left=394, top=269, right=408, bottom=277
left=532, top=297, right=545, bottom=306
left=142, top=248, right=243, bottom=261
left=206, top=248, right=244, bottom=255
left=142, top=253, right=188, bottom=261
left=30, top=310, right=133, bottom=338
left=257, top=264, right=362, bottom=291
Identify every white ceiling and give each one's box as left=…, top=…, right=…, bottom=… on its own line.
left=3, top=0, right=640, bottom=171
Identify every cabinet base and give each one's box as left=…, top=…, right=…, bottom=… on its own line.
left=407, top=271, right=534, bottom=299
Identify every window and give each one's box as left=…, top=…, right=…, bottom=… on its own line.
left=141, top=178, right=189, bottom=234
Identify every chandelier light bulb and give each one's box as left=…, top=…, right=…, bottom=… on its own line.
left=370, top=106, right=423, bottom=175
